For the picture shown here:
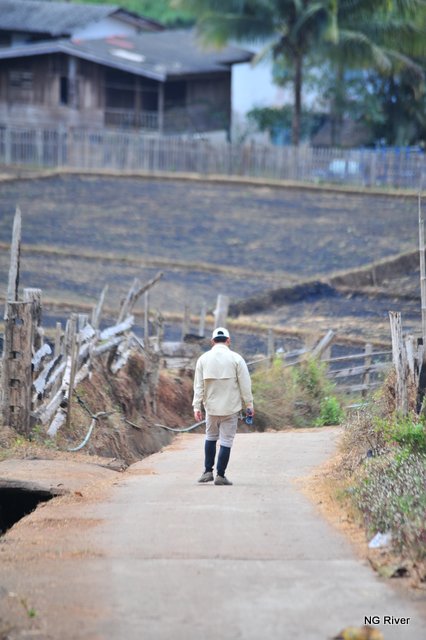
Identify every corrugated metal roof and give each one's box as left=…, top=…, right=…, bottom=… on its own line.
left=0, top=0, right=161, bottom=37
left=0, top=30, right=253, bottom=81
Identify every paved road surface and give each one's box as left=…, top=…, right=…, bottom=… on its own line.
left=2, top=430, right=426, bottom=639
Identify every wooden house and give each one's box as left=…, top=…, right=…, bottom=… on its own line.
left=0, top=1, right=252, bottom=136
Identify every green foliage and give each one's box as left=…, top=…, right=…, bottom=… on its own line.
left=72, top=0, right=195, bottom=27
left=315, top=395, right=344, bottom=426
left=375, top=415, right=426, bottom=454
left=247, top=106, right=325, bottom=143
left=251, top=356, right=344, bottom=429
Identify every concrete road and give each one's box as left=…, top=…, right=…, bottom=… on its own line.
left=3, top=430, right=425, bottom=639
left=83, top=430, right=425, bottom=640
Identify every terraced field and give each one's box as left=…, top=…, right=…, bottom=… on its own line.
left=0, top=173, right=421, bottom=349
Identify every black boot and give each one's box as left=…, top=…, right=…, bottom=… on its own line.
left=204, top=439, right=217, bottom=472
left=216, top=445, right=231, bottom=478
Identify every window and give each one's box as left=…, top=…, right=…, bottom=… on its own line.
left=8, top=70, right=33, bottom=103
left=60, top=76, right=69, bottom=105
left=9, top=70, right=33, bottom=89
left=165, top=81, right=186, bottom=109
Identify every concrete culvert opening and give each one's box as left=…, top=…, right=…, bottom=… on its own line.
left=0, top=485, right=56, bottom=535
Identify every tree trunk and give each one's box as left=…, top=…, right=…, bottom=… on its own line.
left=292, top=54, right=303, bottom=146
left=331, top=61, right=345, bottom=147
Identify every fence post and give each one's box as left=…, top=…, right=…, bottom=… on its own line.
left=1, top=301, right=34, bottom=435
left=4, top=127, right=11, bottom=164
left=213, top=294, right=229, bottom=329
left=198, top=301, right=207, bottom=338
left=389, top=311, right=409, bottom=414
left=267, top=329, right=275, bottom=364
left=182, top=303, right=190, bottom=340
left=7, top=206, right=21, bottom=303
left=362, top=343, right=373, bottom=398
left=23, top=287, right=43, bottom=352
left=144, top=290, right=150, bottom=351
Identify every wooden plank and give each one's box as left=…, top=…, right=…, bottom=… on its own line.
left=33, top=355, right=64, bottom=397
left=329, top=362, right=389, bottom=379
left=99, top=315, right=134, bottom=340
left=32, top=343, right=52, bottom=373
left=92, top=284, right=108, bottom=330
left=117, top=271, right=164, bottom=323
left=322, top=350, right=392, bottom=364
left=311, top=330, right=335, bottom=358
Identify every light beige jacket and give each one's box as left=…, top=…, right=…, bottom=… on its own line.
left=192, top=343, right=253, bottom=416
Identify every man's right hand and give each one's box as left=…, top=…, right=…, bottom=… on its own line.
left=194, top=410, right=203, bottom=422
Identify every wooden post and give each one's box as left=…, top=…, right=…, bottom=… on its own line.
left=54, top=322, right=63, bottom=357
left=1, top=302, right=34, bottom=435
left=198, top=301, right=207, bottom=337
left=267, top=329, right=275, bottom=364
left=117, top=272, right=163, bottom=323
left=362, top=343, right=373, bottom=398
left=156, top=311, right=164, bottom=350
left=65, top=314, right=77, bottom=357
left=23, top=287, right=43, bottom=352
left=92, top=284, right=108, bottom=330
left=6, top=206, right=21, bottom=304
left=311, top=330, right=335, bottom=359
left=214, top=294, right=229, bottom=329
left=144, top=290, right=150, bottom=351
left=65, top=331, right=78, bottom=433
left=182, top=304, right=190, bottom=340
left=389, top=311, right=408, bottom=414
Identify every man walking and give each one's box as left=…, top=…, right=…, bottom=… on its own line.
left=193, top=327, right=254, bottom=485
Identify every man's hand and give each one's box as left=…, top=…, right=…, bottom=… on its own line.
left=194, top=409, right=203, bottom=422
left=247, top=406, right=254, bottom=416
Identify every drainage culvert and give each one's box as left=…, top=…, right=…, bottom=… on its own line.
left=0, top=480, right=62, bottom=535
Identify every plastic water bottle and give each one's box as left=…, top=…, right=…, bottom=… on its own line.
left=245, top=408, right=253, bottom=425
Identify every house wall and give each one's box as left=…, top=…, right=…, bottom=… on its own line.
left=0, top=54, right=104, bottom=128
left=0, top=54, right=233, bottom=134
left=165, top=73, right=231, bottom=134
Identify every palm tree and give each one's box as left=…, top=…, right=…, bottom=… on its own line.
left=175, top=0, right=335, bottom=146
left=323, top=0, right=426, bottom=145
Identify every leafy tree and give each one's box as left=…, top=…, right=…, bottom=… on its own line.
left=321, top=0, right=426, bottom=145
left=175, top=0, right=336, bottom=146
left=71, top=0, right=195, bottom=27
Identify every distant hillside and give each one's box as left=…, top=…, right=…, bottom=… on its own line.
left=71, top=0, right=195, bottom=27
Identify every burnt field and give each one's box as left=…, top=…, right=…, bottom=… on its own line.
left=0, top=173, right=422, bottom=349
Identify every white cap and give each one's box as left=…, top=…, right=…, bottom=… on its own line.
left=212, top=327, right=230, bottom=340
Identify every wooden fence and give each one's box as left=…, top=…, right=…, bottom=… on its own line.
left=247, top=329, right=392, bottom=397
left=0, top=125, right=424, bottom=190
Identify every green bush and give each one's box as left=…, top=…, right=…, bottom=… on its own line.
left=251, top=356, right=344, bottom=429
left=375, top=415, right=426, bottom=454
left=315, top=395, right=344, bottom=426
